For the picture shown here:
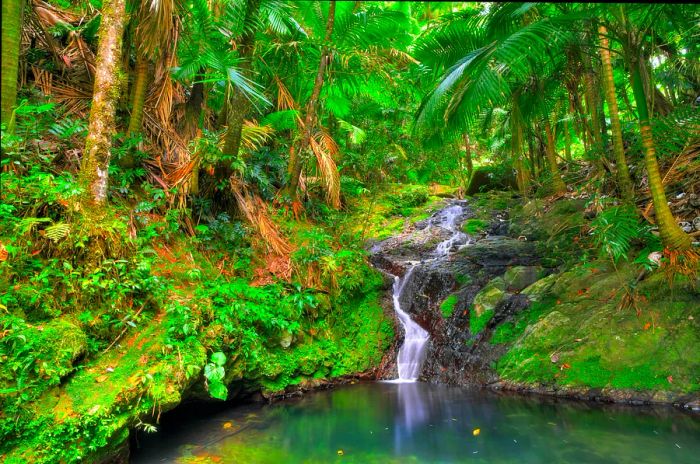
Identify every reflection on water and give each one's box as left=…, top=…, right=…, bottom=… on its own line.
left=132, top=382, right=700, bottom=464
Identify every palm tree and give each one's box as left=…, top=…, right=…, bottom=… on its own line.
left=221, top=0, right=263, bottom=159
left=598, top=25, right=634, bottom=202
left=1, top=0, right=24, bottom=128
left=287, top=0, right=336, bottom=202
left=79, top=0, right=127, bottom=206
left=609, top=4, right=692, bottom=250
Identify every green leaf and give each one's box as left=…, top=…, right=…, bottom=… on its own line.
left=207, top=380, right=228, bottom=400
left=211, top=351, right=226, bottom=366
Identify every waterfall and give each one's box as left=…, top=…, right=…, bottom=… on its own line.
left=393, top=267, right=428, bottom=381
left=388, top=201, right=469, bottom=382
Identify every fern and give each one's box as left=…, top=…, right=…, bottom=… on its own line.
left=590, top=206, right=644, bottom=263
left=44, top=223, right=71, bottom=242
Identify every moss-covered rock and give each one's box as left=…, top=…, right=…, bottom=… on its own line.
left=521, top=273, right=558, bottom=302
left=503, top=266, right=543, bottom=292
left=496, top=260, right=700, bottom=398
left=472, top=277, right=506, bottom=316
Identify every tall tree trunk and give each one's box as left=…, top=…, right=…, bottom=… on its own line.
left=127, top=54, right=149, bottom=135
left=1, top=0, right=24, bottom=128
left=79, top=0, right=126, bottom=206
left=581, top=45, right=604, bottom=158
left=599, top=25, right=634, bottom=202
left=288, top=0, right=336, bottom=200
left=544, top=118, right=566, bottom=194
left=629, top=57, right=691, bottom=250
left=222, top=0, right=262, bottom=159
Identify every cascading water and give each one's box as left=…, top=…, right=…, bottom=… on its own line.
left=389, top=201, right=469, bottom=382
left=392, top=267, right=428, bottom=381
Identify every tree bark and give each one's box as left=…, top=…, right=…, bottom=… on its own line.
left=544, top=118, right=566, bottom=194
left=1, top=0, right=24, bottom=128
left=79, top=0, right=126, bottom=206
left=127, top=54, right=149, bottom=135
left=599, top=25, right=634, bottom=202
left=288, top=0, right=336, bottom=200
left=629, top=57, right=691, bottom=250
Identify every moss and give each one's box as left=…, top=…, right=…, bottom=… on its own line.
left=462, top=218, right=488, bottom=235
left=470, top=308, right=494, bottom=335
left=495, top=260, right=700, bottom=395
left=439, top=294, right=458, bottom=318
left=491, top=297, right=556, bottom=345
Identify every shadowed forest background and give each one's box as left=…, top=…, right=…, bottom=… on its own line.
left=1, top=1, right=698, bottom=463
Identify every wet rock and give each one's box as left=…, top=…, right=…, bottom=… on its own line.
left=459, top=236, right=539, bottom=269
left=503, top=266, right=542, bottom=292
left=679, top=221, right=693, bottom=233
left=694, top=216, right=700, bottom=231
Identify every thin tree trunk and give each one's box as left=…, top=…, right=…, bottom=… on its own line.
left=629, top=58, right=691, bottom=250
left=1, top=0, right=24, bottom=128
left=127, top=54, right=149, bottom=135
left=599, top=25, right=634, bottom=202
left=288, top=0, right=336, bottom=200
left=581, top=45, right=604, bottom=159
left=79, top=0, right=126, bottom=206
left=544, top=118, right=566, bottom=194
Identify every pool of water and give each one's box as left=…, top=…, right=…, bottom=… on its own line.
left=131, top=382, right=700, bottom=463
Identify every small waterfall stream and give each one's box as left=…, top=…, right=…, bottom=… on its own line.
left=389, top=201, right=469, bottom=382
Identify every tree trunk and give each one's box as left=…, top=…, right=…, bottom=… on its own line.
left=581, top=46, right=604, bottom=153
left=1, top=0, right=24, bottom=128
left=222, top=0, right=262, bottom=159
left=127, top=54, right=149, bottom=135
left=288, top=0, right=336, bottom=200
left=599, top=25, right=634, bottom=202
left=544, top=119, right=566, bottom=194
left=629, top=58, right=691, bottom=250
left=464, top=133, right=473, bottom=178
left=79, top=0, right=126, bottom=206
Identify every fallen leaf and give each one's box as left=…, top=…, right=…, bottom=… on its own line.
left=667, top=376, right=673, bottom=383
left=222, top=422, right=233, bottom=429
left=561, top=363, right=571, bottom=369
left=643, top=322, right=651, bottom=330
left=575, top=338, right=583, bottom=342
left=550, top=353, right=560, bottom=363
left=95, top=375, right=108, bottom=383
left=337, top=449, right=344, bottom=456
left=472, top=428, right=481, bottom=436
left=87, top=405, right=101, bottom=415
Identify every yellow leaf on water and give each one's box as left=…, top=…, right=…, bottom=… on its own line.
left=472, top=428, right=480, bottom=436
left=222, top=422, right=233, bottom=429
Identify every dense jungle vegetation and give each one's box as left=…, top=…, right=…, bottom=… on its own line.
left=1, top=1, right=699, bottom=462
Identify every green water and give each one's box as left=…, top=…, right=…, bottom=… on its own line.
left=132, top=382, right=700, bottom=463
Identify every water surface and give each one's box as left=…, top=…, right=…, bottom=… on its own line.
left=132, top=382, right=699, bottom=463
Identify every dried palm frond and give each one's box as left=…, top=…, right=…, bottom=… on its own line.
left=275, top=76, right=301, bottom=113
left=229, top=176, right=293, bottom=258
left=51, top=79, right=92, bottom=116
left=309, top=129, right=341, bottom=209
